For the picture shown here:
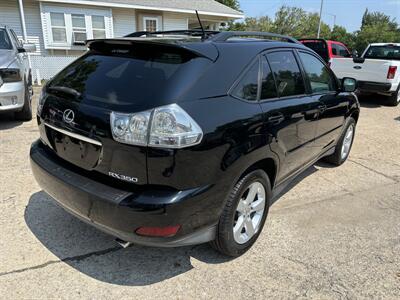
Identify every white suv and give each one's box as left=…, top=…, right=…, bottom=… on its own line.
left=0, top=26, right=36, bottom=120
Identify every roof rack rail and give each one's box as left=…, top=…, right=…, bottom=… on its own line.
left=125, top=30, right=220, bottom=38
left=210, top=31, right=299, bottom=44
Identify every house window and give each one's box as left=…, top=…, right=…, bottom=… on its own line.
left=50, top=12, right=67, bottom=43
left=144, top=17, right=158, bottom=32
left=43, top=5, right=112, bottom=48
left=92, top=15, right=106, bottom=39
left=71, top=14, right=86, bottom=44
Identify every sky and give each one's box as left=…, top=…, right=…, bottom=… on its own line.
left=238, top=0, right=400, bottom=32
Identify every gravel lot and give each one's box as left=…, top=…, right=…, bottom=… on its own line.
left=0, top=88, right=399, bottom=299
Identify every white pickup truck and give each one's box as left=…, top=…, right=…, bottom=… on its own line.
left=331, top=43, right=400, bottom=106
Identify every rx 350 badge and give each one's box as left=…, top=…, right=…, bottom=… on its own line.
left=108, top=172, right=138, bottom=183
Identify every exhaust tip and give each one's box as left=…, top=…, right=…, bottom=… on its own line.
left=115, top=238, right=131, bottom=249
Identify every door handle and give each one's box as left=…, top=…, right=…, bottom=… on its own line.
left=268, top=113, right=285, bottom=125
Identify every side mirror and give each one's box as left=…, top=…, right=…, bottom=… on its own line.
left=352, top=50, right=359, bottom=58
left=342, top=77, right=357, bottom=92
left=18, top=43, right=36, bottom=53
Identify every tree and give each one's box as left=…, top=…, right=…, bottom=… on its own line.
left=216, top=0, right=240, bottom=11
left=329, top=25, right=355, bottom=49
left=355, top=9, right=400, bottom=52
left=226, top=5, right=400, bottom=53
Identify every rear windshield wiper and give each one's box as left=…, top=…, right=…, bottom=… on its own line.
left=47, top=86, right=81, bottom=98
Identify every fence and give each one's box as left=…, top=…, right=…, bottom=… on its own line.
left=30, top=55, right=80, bottom=84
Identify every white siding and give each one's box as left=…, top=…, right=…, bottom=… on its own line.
left=0, top=0, right=44, bottom=55
left=163, top=12, right=188, bottom=31
left=112, top=8, right=136, bottom=37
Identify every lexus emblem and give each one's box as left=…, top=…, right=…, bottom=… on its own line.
left=63, top=109, right=75, bottom=124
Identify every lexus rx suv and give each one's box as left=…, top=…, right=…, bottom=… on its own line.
left=0, top=26, right=36, bottom=120
left=30, top=31, right=360, bottom=256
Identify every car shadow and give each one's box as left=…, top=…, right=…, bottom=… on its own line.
left=25, top=161, right=324, bottom=285
left=357, top=94, right=389, bottom=108
left=0, top=113, right=23, bottom=130
left=270, top=164, right=319, bottom=205
left=25, top=191, right=232, bottom=286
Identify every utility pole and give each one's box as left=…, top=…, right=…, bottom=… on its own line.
left=317, top=0, right=324, bottom=38
left=326, top=13, right=337, bottom=28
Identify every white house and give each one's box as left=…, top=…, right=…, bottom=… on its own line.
left=0, top=0, right=243, bottom=83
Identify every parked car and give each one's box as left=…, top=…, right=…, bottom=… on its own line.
left=30, top=31, right=360, bottom=257
left=331, top=43, right=400, bottom=106
left=0, top=25, right=35, bottom=120
left=298, top=38, right=351, bottom=64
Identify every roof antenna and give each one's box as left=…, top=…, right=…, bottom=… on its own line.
left=195, top=10, right=206, bottom=40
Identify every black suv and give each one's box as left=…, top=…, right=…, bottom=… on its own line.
left=30, top=31, right=359, bottom=256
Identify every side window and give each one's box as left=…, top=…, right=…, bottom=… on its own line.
left=232, top=60, right=259, bottom=101
left=331, top=44, right=338, bottom=55
left=267, top=51, right=305, bottom=97
left=337, top=44, right=350, bottom=57
left=299, top=52, right=336, bottom=93
left=10, top=29, right=22, bottom=48
left=260, top=57, right=278, bottom=100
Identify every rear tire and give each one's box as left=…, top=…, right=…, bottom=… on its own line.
left=14, top=82, right=32, bottom=121
left=210, top=170, right=271, bottom=257
left=324, top=117, right=356, bottom=166
left=387, top=88, right=400, bottom=107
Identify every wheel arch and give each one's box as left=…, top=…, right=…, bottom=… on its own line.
left=349, top=108, right=360, bottom=123
left=240, top=157, right=278, bottom=189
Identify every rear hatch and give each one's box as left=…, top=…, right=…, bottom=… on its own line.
left=38, top=39, right=213, bottom=185
left=299, top=39, right=329, bottom=63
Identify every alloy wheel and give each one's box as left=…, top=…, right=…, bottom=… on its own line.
left=341, top=124, right=354, bottom=160
left=233, top=181, right=266, bottom=244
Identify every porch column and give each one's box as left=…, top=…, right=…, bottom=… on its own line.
left=18, top=0, right=32, bottom=69
left=18, top=0, right=28, bottom=42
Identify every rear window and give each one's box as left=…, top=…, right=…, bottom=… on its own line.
left=0, top=29, right=12, bottom=50
left=300, top=40, right=329, bottom=62
left=364, top=45, right=400, bottom=60
left=48, top=44, right=208, bottom=105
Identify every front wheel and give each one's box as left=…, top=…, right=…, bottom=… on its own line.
left=14, top=82, right=32, bottom=121
left=210, top=170, right=271, bottom=257
left=324, top=117, right=356, bottom=166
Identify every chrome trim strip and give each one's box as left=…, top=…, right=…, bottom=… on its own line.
left=45, top=123, right=102, bottom=146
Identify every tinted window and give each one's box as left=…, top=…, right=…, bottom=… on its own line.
left=267, top=51, right=305, bottom=97
left=10, top=29, right=22, bottom=48
left=232, top=60, right=259, bottom=101
left=331, top=44, right=338, bottom=55
left=364, top=45, right=400, bottom=60
left=0, top=29, right=12, bottom=50
left=336, top=44, right=350, bottom=57
left=260, top=58, right=277, bottom=100
left=49, top=44, right=207, bottom=105
left=299, top=52, right=336, bottom=93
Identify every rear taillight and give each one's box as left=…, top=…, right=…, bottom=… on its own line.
left=387, top=66, right=397, bottom=79
left=135, top=225, right=181, bottom=237
left=37, top=88, right=47, bottom=115
left=110, top=104, right=203, bottom=148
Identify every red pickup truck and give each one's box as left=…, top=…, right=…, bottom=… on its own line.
left=298, top=39, right=351, bottom=64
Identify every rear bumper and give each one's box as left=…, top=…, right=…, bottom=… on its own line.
left=357, top=81, right=392, bottom=94
left=0, top=81, right=25, bottom=112
left=30, top=140, right=218, bottom=247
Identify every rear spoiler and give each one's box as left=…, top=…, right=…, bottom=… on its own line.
left=86, top=38, right=219, bottom=61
